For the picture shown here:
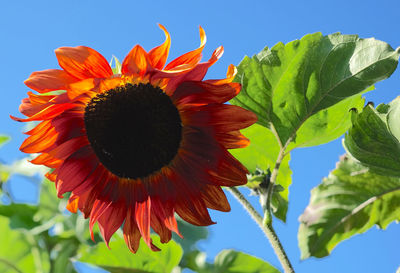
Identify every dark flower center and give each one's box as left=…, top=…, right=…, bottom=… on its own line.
left=84, top=83, right=182, bottom=179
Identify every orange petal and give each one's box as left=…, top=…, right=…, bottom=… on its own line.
left=164, top=26, right=206, bottom=71
left=135, top=195, right=152, bottom=247
left=55, top=46, right=113, bottom=80
left=20, top=126, right=57, bottom=153
left=66, top=194, right=79, bottom=213
left=121, top=45, right=150, bottom=76
left=24, top=69, right=79, bottom=93
left=11, top=103, right=77, bottom=122
left=205, top=64, right=237, bottom=85
left=165, top=45, right=223, bottom=95
left=148, top=24, right=171, bottom=69
left=67, top=78, right=99, bottom=100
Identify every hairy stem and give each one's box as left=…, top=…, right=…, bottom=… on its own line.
left=227, top=187, right=295, bottom=273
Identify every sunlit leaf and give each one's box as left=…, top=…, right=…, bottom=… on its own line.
left=298, top=155, right=400, bottom=259
left=78, top=235, right=183, bottom=273
left=344, top=97, right=400, bottom=177
left=0, top=216, right=50, bottom=273
left=231, top=33, right=399, bottom=147
left=230, top=124, right=291, bottom=222
left=286, top=91, right=366, bottom=151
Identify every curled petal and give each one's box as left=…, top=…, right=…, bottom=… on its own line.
left=164, top=26, right=206, bottom=71
left=148, top=24, right=171, bottom=69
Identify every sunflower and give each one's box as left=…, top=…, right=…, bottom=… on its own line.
left=12, top=25, right=257, bottom=252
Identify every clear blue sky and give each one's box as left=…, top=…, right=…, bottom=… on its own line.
left=1, top=1, right=399, bottom=272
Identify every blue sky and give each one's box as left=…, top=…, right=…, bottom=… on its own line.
left=1, top=0, right=399, bottom=272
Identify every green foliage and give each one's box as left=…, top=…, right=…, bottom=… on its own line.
left=0, top=204, right=39, bottom=230
left=231, top=33, right=399, bottom=147
left=185, top=249, right=280, bottom=273
left=345, top=98, right=400, bottom=176
left=78, top=235, right=183, bottom=273
left=230, top=124, right=291, bottom=222
left=298, top=155, right=400, bottom=259
left=0, top=216, right=50, bottom=273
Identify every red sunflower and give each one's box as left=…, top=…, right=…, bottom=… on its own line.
left=12, top=25, right=257, bottom=252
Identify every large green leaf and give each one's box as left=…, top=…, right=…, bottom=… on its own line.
left=0, top=216, right=50, bottom=273
left=213, top=250, right=280, bottom=273
left=231, top=33, right=399, bottom=147
left=344, top=97, right=400, bottom=177
left=185, top=250, right=280, bottom=273
left=78, top=235, right=183, bottom=273
left=298, top=155, right=400, bottom=259
left=230, top=124, right=291, bottom=222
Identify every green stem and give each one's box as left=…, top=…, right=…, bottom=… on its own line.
left=227, top=187, right=295, bottom=273
left=25, top=232, right=43, bottom=273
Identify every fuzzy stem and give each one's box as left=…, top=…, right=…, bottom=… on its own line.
left=227, top=187, right=295, bottom=273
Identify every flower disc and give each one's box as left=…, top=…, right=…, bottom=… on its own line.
left=84, top=83, right=182, bottom=179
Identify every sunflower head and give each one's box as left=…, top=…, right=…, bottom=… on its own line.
left=12, top=25, right=257, bottom=252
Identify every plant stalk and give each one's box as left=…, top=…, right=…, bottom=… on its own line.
left=227, top=187, right=295, bottom=273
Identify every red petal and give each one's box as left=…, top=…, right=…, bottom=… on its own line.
left=172, top=81, right=240, bottom=107
left=56, top=146, right=98, bottom=197
left=181, top=104, right=257, bottom=132
left=24, top=69, right=79, bottom=93
left=201, top=185, right=230, bottom=212
left=123, top=208, right=142, bottom=253
left=55, top=46, right=113, bottom=80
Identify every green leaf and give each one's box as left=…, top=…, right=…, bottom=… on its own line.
left=0, top=204, right=39, bottom=230
left=286, top=91, right=367, bottom=151
left=0, top=135, right=10, bottom=148
left=0, top=216, right=50, bottom=273
left=184, top=250, right=280, bottom=273
left=231, top=33, right=399, bottom=147
left=213, top=250, right=280, bottom=273
left=230, top=124, right=291, bottom=222
left=344, top=97, right=400, bottom=177
left=78, top=235, right=183, bottom=273
left=298, top=155, right=400, bottom=259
